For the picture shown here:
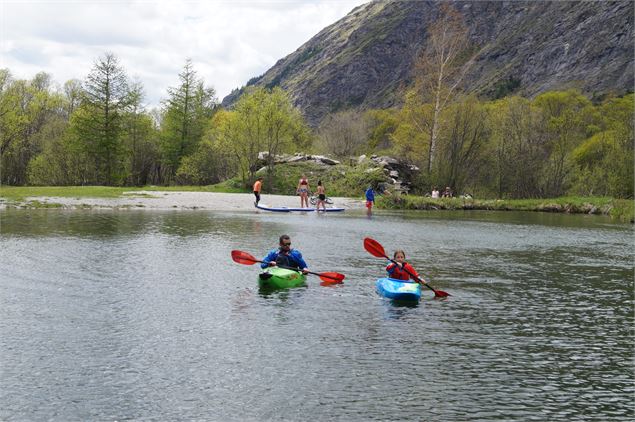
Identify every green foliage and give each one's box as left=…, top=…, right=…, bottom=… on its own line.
left=1, top=50, right=632, bottom=205
left=1, top=71, right=65, bottom=185
left=380, top=194, right=633, bottom=222
left=391, top=89, right=432, bottom=166
left=366, top=109, right=398, bottom=151
left=68, top=53, right=133, bottom=185
left=214, top=87, right=309, bottom=187
left=491, top=77, right=521, bottom=99
left=160, top=59, right=218, bottom=182
left=255, top=160, right=389, bottom=197
left=569, top=94, right=634, bottom=198
left=175, top=139, right=230, bottom=185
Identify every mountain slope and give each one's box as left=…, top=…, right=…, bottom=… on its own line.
left=222, top=0, right=634, bottom=125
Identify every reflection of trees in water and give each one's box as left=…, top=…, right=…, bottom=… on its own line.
left=0, top=209, right=151, bottom=237
left=0, top=210, right=270, bottom=239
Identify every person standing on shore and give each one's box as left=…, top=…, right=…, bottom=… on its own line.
left=297, top=174, right=310, bottom=208
left=253, top=177, right=263, bottom=206
left=315, top=180, right=327, bottom=211
left=365, top=186, right=375, bottom=210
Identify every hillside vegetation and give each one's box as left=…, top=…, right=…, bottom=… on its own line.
left=1, top=2, right=632, bottom=213
left=223, top=1, right=633, bottom=125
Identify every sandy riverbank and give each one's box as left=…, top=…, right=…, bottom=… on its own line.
left=4, top=191, right=365, bottom=211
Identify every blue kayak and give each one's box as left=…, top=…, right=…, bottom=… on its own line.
left=376, top=278, right=422, bottom=302
left=256, top=203, right=345, bottom=212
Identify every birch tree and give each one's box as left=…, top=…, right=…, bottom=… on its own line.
left=413, top=3, right=476, bottom=173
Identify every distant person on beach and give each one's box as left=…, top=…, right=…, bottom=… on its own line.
left=315, top=180, right=327, bottom=211
left=365, top=186, right=375, bottom=210
left=442, top=186, right=453, bottom=198
left=253, top=177, right=263, bottom=206
left=431, top=187, right=440, bottom=198
left=297, top=174, right=310, bottom=208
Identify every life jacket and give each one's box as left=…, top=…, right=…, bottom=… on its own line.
left=276, top=250, right=300, bottom=269
left=386, top=262, right=419, bottom=281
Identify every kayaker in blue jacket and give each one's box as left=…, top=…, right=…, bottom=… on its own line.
left=261, top=234, right=309, bottom=273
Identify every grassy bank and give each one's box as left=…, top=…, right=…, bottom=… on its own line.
left=379, top=195, right=634, bottom=223
left=0, top=183, right=247, bottom=202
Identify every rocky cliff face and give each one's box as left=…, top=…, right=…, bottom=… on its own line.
left=222, top=0, right=633, bottom=125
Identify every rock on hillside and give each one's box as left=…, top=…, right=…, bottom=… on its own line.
left=222, top=0, right=633, bottom=126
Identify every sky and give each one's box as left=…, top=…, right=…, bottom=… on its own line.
left=0, top=0, right=370, bottom=108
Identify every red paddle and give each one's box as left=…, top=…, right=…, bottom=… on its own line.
left=231, top=250, right=345, bottom=284
left=363, top=237, right=450, bottom=298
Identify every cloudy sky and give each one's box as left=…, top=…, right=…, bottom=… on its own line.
left=1, top=0, right=370, bottom=107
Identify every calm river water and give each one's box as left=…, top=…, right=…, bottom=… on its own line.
left=1, top=208, right=633, bottom=421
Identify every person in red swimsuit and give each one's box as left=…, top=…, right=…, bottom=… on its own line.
left=296, top=174, right=310, bottom=208
left=386, top=249, right=426, bottom=284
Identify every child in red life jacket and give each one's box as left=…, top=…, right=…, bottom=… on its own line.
left=386, top=249, right=425, bottom=283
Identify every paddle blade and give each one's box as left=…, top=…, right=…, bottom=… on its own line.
left=421, top=282, right=450, bottom=298
left=363, top=237, right=387, bottom=258
left=318, top=272, right=345, bottom=284
left=433, top=289, right=450, bottom=298
left=231, top=250, right=259, bottom=265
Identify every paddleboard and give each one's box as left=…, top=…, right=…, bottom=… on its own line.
left=256, top=204, right=345, bottom=212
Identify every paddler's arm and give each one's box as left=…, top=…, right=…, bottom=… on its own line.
left=261, top=250, right=278, bottom=269
left=292, top=250, right=308, bottom=274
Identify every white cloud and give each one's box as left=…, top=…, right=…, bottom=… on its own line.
left=0, top=0, right=370, bottom=108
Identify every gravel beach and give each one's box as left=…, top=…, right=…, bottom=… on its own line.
left=8, top=191, right=365, bottom=211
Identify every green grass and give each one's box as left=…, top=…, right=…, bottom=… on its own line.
left=379, top=195, right=634, bottom=222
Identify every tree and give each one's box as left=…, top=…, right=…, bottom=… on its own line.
left=70, top=52, right=132, bottom=185
left=123, top=81, right=160, bottom=186
left=160, top=59, right=217, bottom=182
left=0, top=71, right=63, bottom=185
left=412, top=3, right=476, bottom=174
left=316, top=110, right=370, bottom=157
left=62, top=79, right=83, bottom=119
left=489, top=96, right=546, bottom=198
left=436, top=96, right=488, bottom=193
left=214, top=87, right=308, bottom=187
left=392, top=89, right=435, bottom=168
left=570, top=94, right=634, bottom=198
left=533, top=90, right=593, bottom=196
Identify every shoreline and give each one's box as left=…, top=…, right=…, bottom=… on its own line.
left=0, top=191, right=365, bottom=211
left=0, top=190, right=632, bottom=223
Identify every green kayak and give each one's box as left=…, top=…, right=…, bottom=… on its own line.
left=258, top=267, right=307, bottom=289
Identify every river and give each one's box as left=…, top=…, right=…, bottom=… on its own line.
left=1, top=209, right=633, bottom=421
